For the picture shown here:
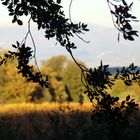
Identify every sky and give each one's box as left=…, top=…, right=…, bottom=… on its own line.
left=62, top=0, right=140, bottom=26
left=0, top=0, right=140, bottom=67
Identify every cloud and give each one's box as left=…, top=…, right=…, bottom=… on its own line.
left=96, top=51, right=113, bottom=59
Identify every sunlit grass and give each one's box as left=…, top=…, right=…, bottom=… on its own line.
left=107, top=79, right=140, bottom=102
left=0, top=102, right=93, bottom=140
left=0, top=102, right=92, bottom=116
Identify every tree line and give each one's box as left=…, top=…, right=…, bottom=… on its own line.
left=1, top=50, right=140, bottom=104
left=0, top=51, right=88, bottom=103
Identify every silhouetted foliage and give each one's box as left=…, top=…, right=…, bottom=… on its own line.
left=0, top=42, right=49, bottom=87
left=0, top=51, right=43, bottom=103
left=0, top=0, right=138, bottom=86
left=0, top=0, right=89, bottom=86
left=81, top=62, right=139, bottom=139
left=0, top=0, right=140, bottom=138
left=115, top=63, right=140, bottom=86
left=107, top=0, right=139, bottom=41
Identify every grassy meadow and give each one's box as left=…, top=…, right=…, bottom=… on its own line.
left=0, top=79, right=140, bottom=140
left=0, top=103, right=92, bottom=140
left=108, top=79, right=140, bottom=102
left=0, top=102, right=140, bottom=140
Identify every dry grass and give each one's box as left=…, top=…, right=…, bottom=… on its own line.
left=0, top=102, right=92, bottom=115
left=0, top=102, right=140, bottom=140
left=0, top=102, right=93, bottom=140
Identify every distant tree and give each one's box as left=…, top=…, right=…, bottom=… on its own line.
left=63, top=61, right=86, bottom=102
left=41, top=55, right=68, bottom=102
left=0, top=51, right=43, bottom=103
left=40, top=55, right=87, bottom=102
left=42, top=55, right=68, bottom=77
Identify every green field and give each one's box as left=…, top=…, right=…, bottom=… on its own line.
left=109, top=80, right=140, bottom=102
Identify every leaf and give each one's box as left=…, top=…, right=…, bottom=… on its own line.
left=100, top=60, right=103, bottom=67
left=130, top=99, right=135, bottom=102
left=136, top=70, right=139, bottom=75
left=131, top=16, right=137, bottom=19
left=83, top=28, right=89, bottom=31
left=84, top=91, right=88, bottom=94
left=9, top=12, right=14, bottom=16
left=123, top=33, right=127, bottom=40
left=114, top=97, right=119, bottom=102
left=12, top=44, right=17, bottom=48
left=57, top=0, right=61, bottom=4
left=12, top=16, right=17, bottom=23
left=125, top=23, right=132, bottom=30
left=122, top=0, right=127, bottom=6
left=121, top=101, right=125, bottom=107
left=104, top=65, right=109, bottom=69
left=110, top=10, right=115, bottom=14
left=127, top=35, right=134, bottom=41
left=82, top=23, right=88, bottom=28
left=17, top=20, right=23, bottom=26
left=128, top=30, right=138, bottom=36
left=16, top=41, right=20, bottom=47
left=2, top=2, right=7, bottom=6
left=126, top=95, right=130, bottom=101
left=129, top=2, right=133, bottom=8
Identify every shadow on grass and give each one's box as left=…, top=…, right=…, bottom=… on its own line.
left=0, top=108, right=140, bottom=140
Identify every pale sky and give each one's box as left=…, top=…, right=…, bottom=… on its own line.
left=0, top=1, right=108, bottom=26
left=61, top=0, right=113, bottom=26
left=0, top=0, right=140, bottom=67
left=62, top=0, right=140, bottom=27
left=0, top=0, right=140, bottom=27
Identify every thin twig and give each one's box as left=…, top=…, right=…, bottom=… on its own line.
left=20, top=17, right=32, bottom=45
left=69, top=0, right=73, bottom=22
left=75, top=33, right=90, bottom=43
left=29, top=30, right=40, bottom=72
left=106, top=0, right=119, bottom=30
left=69, top=0, right=90, bottom=43
left=21, top=16, right=41, bottom=73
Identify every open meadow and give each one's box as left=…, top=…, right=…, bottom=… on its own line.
left=0, top=102, right=140, bottom=140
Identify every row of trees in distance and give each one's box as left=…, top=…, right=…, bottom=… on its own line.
left=0, top=51, right=89, bottom=103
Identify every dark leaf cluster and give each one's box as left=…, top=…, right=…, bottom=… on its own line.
left=0, top=50, right=15, bottom=65
left=83, top=62, right=140, bottom=105
left=108, top=0, right=139, bottom=41
left=83, top=62, right=114, bottom=103
left=1, top=0, right=89, bottom=50
left=0, top=42, right=49, bottom=87
left=82, top=61, right=139, bottom=130
left=91, top=94, right=138, bottom=135
left=86, top=61, right=114, bottom=92
left=122, top=95, right=138, bottom=113
left=115, top=63, right=140, bottom=86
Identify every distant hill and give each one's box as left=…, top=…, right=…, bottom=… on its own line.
left=108, top=67, right=140, bottom=74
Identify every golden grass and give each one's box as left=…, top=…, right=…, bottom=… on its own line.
left=0, top=102, right=92, bottom=116
left=0, top=102, right=139, bottom=140
left=0, top=102, right=93, bottom=140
